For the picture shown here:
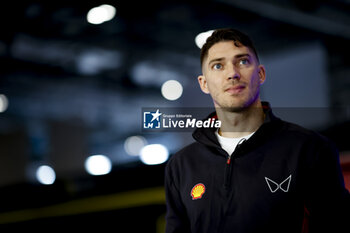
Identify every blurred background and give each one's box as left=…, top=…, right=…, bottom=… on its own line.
left=0, top=0, right=349, bottom=231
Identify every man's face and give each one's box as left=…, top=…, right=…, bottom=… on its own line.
left=198, top=41, right=266, bottom=111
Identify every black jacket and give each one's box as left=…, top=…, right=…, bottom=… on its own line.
left=165, top=102, right=349, bottom=233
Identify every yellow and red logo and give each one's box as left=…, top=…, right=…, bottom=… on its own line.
left=191, top=183, right=206, bottom=200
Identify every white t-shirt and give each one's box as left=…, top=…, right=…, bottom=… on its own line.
left=215, top=129, right=255, bottom=156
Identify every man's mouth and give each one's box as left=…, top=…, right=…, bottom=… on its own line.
left=225, top=85, right=245, bottom=94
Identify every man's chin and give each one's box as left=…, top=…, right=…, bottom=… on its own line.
left=214, top=96, right=261, bottom=113
left=215, top=101, right=259, bottom=113
left=222, top=106, right=246, bottom=113
left=215, top=104, right=247, bottom=113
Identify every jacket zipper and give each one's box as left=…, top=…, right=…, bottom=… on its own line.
left=220, top=138, right=247, bottom=233
left=224, top=154, right=233, bottom=189
left=224, top=138, right=246, bottom=190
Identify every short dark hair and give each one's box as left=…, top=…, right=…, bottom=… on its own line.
left=200, top=28, right=260, bottom=66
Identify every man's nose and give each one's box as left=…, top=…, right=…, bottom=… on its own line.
left=227, top=65, right=240, bottom=80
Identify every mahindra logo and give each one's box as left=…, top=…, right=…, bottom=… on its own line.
left=265, top=175, right=292, bottom=193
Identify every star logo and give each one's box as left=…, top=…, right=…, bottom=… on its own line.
left=143, top=109, right=162, bottom=129
left=150, top=109, right=162, bottom=122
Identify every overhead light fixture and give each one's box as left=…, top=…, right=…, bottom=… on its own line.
left=85, top=154, right=112, bottom=175
left=140, top=144, right=169, bottom=165
left=161, top=80, right=183, bottom=101
left=195, top=30, right=214, bottom=49
left=87, top=4, right=116, bottom=25
left=36, top=165, right=56, bottom=185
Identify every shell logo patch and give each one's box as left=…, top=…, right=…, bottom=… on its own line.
left=191, top=183, right=206, bottom=200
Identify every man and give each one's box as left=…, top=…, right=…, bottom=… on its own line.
left=164, top=28, right=349, bottom=233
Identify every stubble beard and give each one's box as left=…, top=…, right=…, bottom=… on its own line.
left=214, top=89, right=260, bottom=113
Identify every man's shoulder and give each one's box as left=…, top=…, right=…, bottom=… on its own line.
left=166, top=141, right=206, bottom=168
left=171, top=141, right=203, bottom=160
left=280, top=119, right=334, bottom=145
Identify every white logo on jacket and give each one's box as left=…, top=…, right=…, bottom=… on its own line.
left=265, top=175, right=292, bottom=193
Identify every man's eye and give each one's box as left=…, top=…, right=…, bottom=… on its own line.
left=213, top=64, right=222, bottom=70
left=239, top=59, right=249, bottom=65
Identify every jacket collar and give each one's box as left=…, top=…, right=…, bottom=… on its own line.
left=192, top=101, right=282, bottom=150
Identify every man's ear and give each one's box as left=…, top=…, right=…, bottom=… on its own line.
left=258, top=65, right=266, bottom=85
left=198, top=75, right=210, bottom=94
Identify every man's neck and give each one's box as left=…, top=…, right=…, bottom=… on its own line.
left=216, top=101, right=265, bottom=138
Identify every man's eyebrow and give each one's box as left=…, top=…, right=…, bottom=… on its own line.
left=207, top=53, right=252, bottom=66
left=235, top=53, right=251, bottom=59
left=208, top=57, right=225, bottom=66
